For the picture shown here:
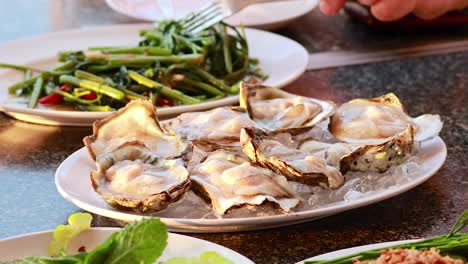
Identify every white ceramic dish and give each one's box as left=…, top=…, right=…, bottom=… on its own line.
left=0, top=24, right=308, bottom=126
left=298, top=240, right=420, bottom=263
left=55, top=137, right=447, bottom=233
left=105, top=0, right=319, bottom=30
left=0, top=228, right=254, bottom=263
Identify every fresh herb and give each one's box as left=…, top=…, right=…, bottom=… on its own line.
left=1, top=214, right=168, bottom=264
left=305, top=210, right=468, bottom=264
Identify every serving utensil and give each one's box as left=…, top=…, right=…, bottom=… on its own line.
left=182, top=0, right=299, bottom=33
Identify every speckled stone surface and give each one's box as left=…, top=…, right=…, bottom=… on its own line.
left=0, top=1, right=467, bottom=264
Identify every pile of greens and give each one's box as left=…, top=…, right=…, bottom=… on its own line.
left=306, top=210, right=468, bottom=264
left=1, top=20, right=266, bottom=112
left=1, top=213, right=232, bottom=264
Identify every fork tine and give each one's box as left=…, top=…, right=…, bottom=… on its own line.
left=189, top=13, right=226, bottom=34
left=184, top=2, right=216, bottom=23
left=183, top=2, right=220, bottom=28
left=184, top=7, right=223, bottom=32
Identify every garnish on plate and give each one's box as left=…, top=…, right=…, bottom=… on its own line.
left=305, top=210, right=468, bottom=264
left=1, top=213, right=232, bottom=264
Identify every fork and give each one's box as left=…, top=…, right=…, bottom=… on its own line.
left=183, top=0, right=298, bottom=33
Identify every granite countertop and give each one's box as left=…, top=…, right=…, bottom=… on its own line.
left=0, top=1, right=467, bottom=263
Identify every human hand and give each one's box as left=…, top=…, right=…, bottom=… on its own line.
left=319, top=0, right=468, bottom=21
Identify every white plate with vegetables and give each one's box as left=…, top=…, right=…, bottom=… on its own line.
left=299, top=210, right=468, bottom=263
left=0, top=23, right=308, bottom=126
left=105, top=0, right=319, bottom=30
left=0, top=213, right=254, bottom=264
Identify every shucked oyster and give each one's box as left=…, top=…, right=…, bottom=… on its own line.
left=84, top=100, right=187, bottom=161
left=240, top=127, right=344, bottom=189
left=190, top=147, right=300, bottom=216
left=241, top=125, right=415, bottom=183
left=239, top=82, right=336, bottom=132
left=330, top=93, right=442, bottom=144
left=163, top=107, right=256, bottom=145
left=91, top=142, right=191, bottom=213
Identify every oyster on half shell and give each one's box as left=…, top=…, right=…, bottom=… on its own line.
left=190, top=147, right=300, bottom=216
left=84, top=100, right=188, bottom=160
left=91, top=141, right=191, bottom=213
left=330, top=93, right=442, bottom=144
left=239, top=82, right=336, bottom=132
left=240, top=127, right=345, bottom=189
left=163, top=107, right=256, bottom=146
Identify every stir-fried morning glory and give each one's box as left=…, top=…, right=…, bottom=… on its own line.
left=1, top=20, right=266, bottom=111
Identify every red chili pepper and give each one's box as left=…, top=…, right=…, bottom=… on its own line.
left=38, top=93, right=63, bottom=105
left=59, top=84, right=69, bottom=92
left=81, top=92, right=97, bottom=100
left=38, top=84, right=69, bottom=105
left=156, top=98, right=174, bottom=106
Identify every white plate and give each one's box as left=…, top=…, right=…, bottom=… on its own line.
left=0, top=228, right=254, bottom=263
left=0, top=24, right=308, bottom=126
left=105, top=0, right=319, bottom=30
left=299, top=239, right=420, bottom=263
left=55, top=137, right=447, bottom=233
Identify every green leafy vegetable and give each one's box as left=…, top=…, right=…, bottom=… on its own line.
left=305, top=210, right=468, bottom=264
left=48, top=213, right=93, bottom=257
left=163, top=251, right=233, bottom=264
left=1, top=217, right=167, bottom=264
left=100, top=218, right=167, bottom=264
left=1, top=19, right=265, bottom=110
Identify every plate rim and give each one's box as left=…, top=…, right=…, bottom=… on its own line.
left=0, top=24, right=308, bottom=126
left=104, top=0, right=319, bottom=27
left=299, top=239, right=421, bottom=263
left=55, top=137, right=447, bottom=230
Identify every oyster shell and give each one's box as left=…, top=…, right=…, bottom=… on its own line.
left=240, top=127, right=345, bottom=189
left=300, top=125, right=414, bottom=174
left=330, top=93, right=442, bottom=144
left=91, top=141, right=191, bottom=213
left=84, top=100, right=188, bottom=160
left=239, top=82, right=336, bottom=132
left=190, top=147, right=300, bottom=216
left=163, top=107, right=256, bottom=145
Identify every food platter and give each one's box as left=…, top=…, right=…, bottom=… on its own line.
left=105, top=0, right=319, bottom=30
left=298, top=240, right=418, bottom=263
left=0, top=228, right=254, bottom=263
left=55, top=133, right=446, bottom=233
left=0, top=24, right=308, bottom=126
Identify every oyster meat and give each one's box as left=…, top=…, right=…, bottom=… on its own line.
left=240, top=127, right=344, bottom=189
left=239, top=82, right=336, bottom=131
left=91, top=142, right=191, bottom=213
left=190, top=148, right=300, bottom=216
left=84, top=100, right=188, bottom=160
left=330, top=93, right=442, bottom=144
left=163, top=107, right=256, bottom=145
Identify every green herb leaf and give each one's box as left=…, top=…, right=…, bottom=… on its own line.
left=102, top=218, right=167, bottom=264
left=447, top=210, right=468, bottom=238
left=162, top=251, right=233, bottom=264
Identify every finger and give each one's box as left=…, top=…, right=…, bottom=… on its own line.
left=319, top=0, right=346, bottom=15
left=370, top=0, right=416, bottom=21
left=358, top=0, right=379, bottom=6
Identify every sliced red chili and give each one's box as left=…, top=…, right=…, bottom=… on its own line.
left=38, top=93, right=63, bottom=105
left=59, top=84, right=69, bottom=92
left=81, top=92, right=97, bottom=100
left=156, top=97, right=174, bottom=106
